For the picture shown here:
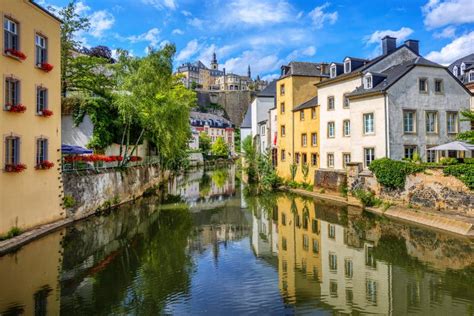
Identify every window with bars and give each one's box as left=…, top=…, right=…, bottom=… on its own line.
left=36, top=138, right=48, bottom=165
left=37, top=87, right=48, bottom=113
left=4, top=18, right=18, bottom=51
left=5, top=136, right=20, bottom=166
left=5, top=78, right=20, bottom=106
left=35, top=34, right=48, bottom=65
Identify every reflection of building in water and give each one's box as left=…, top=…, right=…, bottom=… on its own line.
left=0, top=230, right=64, bottom=315
left=251, top=203, right=278, bottom=258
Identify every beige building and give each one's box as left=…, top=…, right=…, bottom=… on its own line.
left=0, top=0, right=64, bottom=235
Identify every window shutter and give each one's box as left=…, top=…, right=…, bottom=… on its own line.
left=45, top=89, right=48, bottom=110
left=5, top=138, right=10, bottom=165
left=16, top=80, right=20, bottom=105
left=14, top=138, right=20, bottom=164
left=44, top=139, right=48, bottom=161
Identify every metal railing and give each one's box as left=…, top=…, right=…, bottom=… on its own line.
left=61, top=156, right=161, bottom=174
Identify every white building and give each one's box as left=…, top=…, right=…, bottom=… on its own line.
left=318, top=37, right=472, bottom=170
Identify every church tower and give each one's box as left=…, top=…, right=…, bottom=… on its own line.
left=211, top=52, right=218, bottom=70
left=247, top=65, right=251, bottom=79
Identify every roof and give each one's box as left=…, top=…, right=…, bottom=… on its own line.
left=257, top=80, right=277, bottom=97
left=280, top=62, right=328, bottom=78
left=430, top=141, right=474, bottom=151
left=448, top=53, right=474, bottom=71
left=347, top=57, right=443, bottom=98
left=30, top=0, right=62, bottom=23
left=190, top=111, right=233, bottom=128
left=293, top=96, right=318, bottom=112
left=240, top=107, right=252, bottom=129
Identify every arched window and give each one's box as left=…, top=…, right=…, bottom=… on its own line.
left=453, top=66, right=458, bottom=77
left=461, top=63, right=466, bottom=75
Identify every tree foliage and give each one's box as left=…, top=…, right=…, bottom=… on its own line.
left=368, top=158, right=425, bottom=189
left=211, top=137, right=229, bottom=157
left=199, top=132, right=211, bottom=154
left=457, top=110, right=474, bottom=144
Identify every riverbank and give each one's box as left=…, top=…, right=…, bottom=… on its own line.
left=288, top=187, right=474, bottom=237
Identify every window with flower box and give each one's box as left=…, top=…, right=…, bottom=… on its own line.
left=36, top=138, right=48, bottom=165
left=5, top=77, right=24, bottom=112
left=35, top=34, right=48, bottom=66
left=4, top=136, right=25, bottom=172
left=36, top=87, right=48, bottom=113
left=4, top=18, right=19, bottom=51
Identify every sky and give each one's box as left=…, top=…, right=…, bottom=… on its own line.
left=39, top=0, right=474, bottom=81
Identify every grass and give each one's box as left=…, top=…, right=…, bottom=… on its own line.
left=0, top=227, right=22, bottom=241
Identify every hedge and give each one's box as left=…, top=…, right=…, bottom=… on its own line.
left=368, top=158, right=425, bottom=189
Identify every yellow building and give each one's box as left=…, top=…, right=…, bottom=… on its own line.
left=0, top=0, right=64, bottom=235
left=276, top=62, right=327, bottom=182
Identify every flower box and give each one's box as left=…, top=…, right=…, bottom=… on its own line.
left=5, top=104, right=27, bottom=113
left=5, top=164, right=27, bottom=173
left=4, top=48, right=27, bottom=61
left=38, top=109, right=53, bottom=117
left=38, top=63, right=54, bottom=72
left=35, top=161, right=54, bottom=170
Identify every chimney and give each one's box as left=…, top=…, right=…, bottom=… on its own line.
left=382, top=36, right=396, bottom=55
left=404, top=39, right=419, bottom=55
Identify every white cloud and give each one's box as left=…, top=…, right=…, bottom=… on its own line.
left=223, top=50, right=281, bottom=76
left=365, top=27, right=414, bottom=44
left=127, top=28, right=160, bottom=47
left=142, top=0, right=177, bottom=10
left=89, top=10, right=115, bottom=37
left=426, top=31, right=474, bottom=65
left=181, top=10, right=192, bottom=16
left=309, top=3, right=338, bottom=29
left=225, top=0, right=292, bottom=26
left=172, top=29, right=184, bottom=35
left=423, top=0, right=474, bottom=29
left=187, top=17, right=204, bottom=29
left=176, top=39, right=199, bottom=62
left=433, top=26, right=456, bottom=38
left=75, top=1, right=91, bottom=14
left=302, top=46, right=316, bottom=57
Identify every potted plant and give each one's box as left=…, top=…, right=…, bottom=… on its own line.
left=39, top=109, right=53, bottom=117
left=39, top=62, right=54, bottom=72
left=5, top=48, right=27, bottom=60
left=5, top=163, right=27, bottom=173
left=36, top=160, right=54, bottom=170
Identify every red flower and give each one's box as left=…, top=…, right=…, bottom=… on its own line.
left=5, top=48, right=27, bottom=61
left=36, top=160, right=54, bottom=170
left=129, top=156, right=142, bottom=162
left=5, top=103, right=27, bottom=113
left=40, top=109, right=53, bottom=117
left=39, top=63, right=54, bottom=72
left=5, top=164, right=27, bottom=173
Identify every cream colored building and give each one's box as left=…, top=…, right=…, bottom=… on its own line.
left=0, top=0, right=64, bottom=235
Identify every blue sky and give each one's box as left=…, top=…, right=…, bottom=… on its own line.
left=40, top=0, right=473, bottom=80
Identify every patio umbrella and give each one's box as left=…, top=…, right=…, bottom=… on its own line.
left=429, top=141, right=474, bottom=151
left=61, top=144, right=93, bottom=155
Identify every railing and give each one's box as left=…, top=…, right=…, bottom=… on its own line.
left=61, top=156, right=161, bottom=174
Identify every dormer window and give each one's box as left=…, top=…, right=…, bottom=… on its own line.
left=453, top=66, right=458, bottom=77
left=364, top=74, right=373, bottom=89
left=344, top=58, right=351, bottom=74
left=469, top=71, right=474, bottom=83
left=330, top=64, right=337, bottom=78
left=461, top=63, right=466, bottom=75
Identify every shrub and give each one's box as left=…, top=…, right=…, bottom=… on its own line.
left=63, top=195, right=76, bottom=208
left=353, top=189, right=382, bottom=208
left=464, top=158, right=474, bottom=164
left=290, top=163, right=298, bottom=181
left=439, top=157, right=458, bottom=165
left=369, top=158, right=425, bottom=189
left=302, top=163, right=310, bottom=183
left=443, top=163, right=474, bottom=189
left=0, top=227, right=22, bottom=241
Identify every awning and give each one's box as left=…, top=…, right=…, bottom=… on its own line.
left=61, top=144, right=93, bottom=155
left=429, top=141, right=474, bottom=151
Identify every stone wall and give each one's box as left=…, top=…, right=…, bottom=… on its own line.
left=315, top=169, right=347, bottom=191
left=63, top=165, right=166, bottom=219
left=347, top=163, right=474, bottom=217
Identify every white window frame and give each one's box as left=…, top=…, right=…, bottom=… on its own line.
left=36, top=138, right=48, bottom=165
left=447, top=112, right=459, bottom=134
left=461, top=63, right=466, bottom=75
left=403, top=110, right=416, bottom=134
left=330, top=65, right=337, bottom=78
left=327, top=122, right=335, bottom=138
left=364, top=147, right=375, bottom=167
left=469, top=71, right=474, bottom=83
left=453, top=66, right=458, bottom=77
left=342, top=153, right=351, bottom=168
left=343, top=120, right=350, bottom=137
left=327, top=96, right=335, bottom=110
left=311, top=132, right=317, bottom=146
left=4, top=17, right=19, bottom=51
left=344, top=58, right=351, bottom=73
left=301, top=133, right=307, bottom=147
left=36, top=86, right=48, bottom=113
left=425, top=111, right=438, bottom=134
left=363, top=113, right=374, bottom=135
left=327, top=153, right=334, bottom=168
left=364, top=74, right=373, bottom=89
left=35, top=34, right=47, bottom=65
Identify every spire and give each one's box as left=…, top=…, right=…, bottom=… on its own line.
left=212, top=52, right=217, bottom=64
left=247, top=65, right=251, bottom=79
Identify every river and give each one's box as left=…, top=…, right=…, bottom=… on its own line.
left=0, top=165, right=473, bottom=315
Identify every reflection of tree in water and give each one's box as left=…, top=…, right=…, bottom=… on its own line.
left=211, top=168, right=229, bottom=189
left=61, top=207, right=193, bottom=315
left=199, top=172, right=211, bottom=197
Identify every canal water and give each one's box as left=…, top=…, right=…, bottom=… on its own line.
left=1, top=165, right=473, bottom=315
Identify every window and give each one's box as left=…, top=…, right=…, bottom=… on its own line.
left=404, top=146, right=417, bottom=159
left=343, top=120, right=350, bottom=137
left=282, top=237, right=287, bottom=251
left=280, top=84, right=285, bottom=96
left=281, top=213, right=286, bottom=225
left=301, top=133, right=307, bottom=147
left=327, top=96, right=335, bottom=110
left=5, top=136, right=20, bottom=166
left=312, top=239, right=319, bottom=254
left=365, top=75, right=373, bottom=89
left=344, top=59, right=351, bottom=73
left=311, top=108, right=317, bottom=119
left=329, top=253, right=337, bottom=271
left=426, top=111, right=438, bottom=133
left=281, top=150, right=286, bottom=162
left=419, top=78, right=428, bottom=93
left=4, top=18, right=18, bottom=51
left=469, top=71, right=474, bottom=83
left=303, top=235, right=309, bottom=251
left=36, top=138, right=48, bottom=165
left=330, top=65, right=337, bottom=78
left=5, top=77, right=20, bottom=107
left=36, top=87, right=48, bottom=113
left=328, top=224, right=336, bottom=239
left=311, top=153, right=317, bottom=166
left=453, top=66, right=458, bottom=77
left=311, top=132, right=317, bottom=146
left=426, top=147, right=436, bottom=163
left=344, top=259, right=353, bottom=278
left=363, top=113, right=374, bottom=134
left=447, top=112, right=458, bottom=134
left=327, top=153, right=334, bottom=168
left=366, top=279, right=378, bottom=304
left=311, top=219, right=319, bottom=234
left=300, top=110, right=305, bottom=121
left=461, top=63, right=466, bottom=75
left=403, top=110, right=416, bottom=133
left=343, top=153, right=351, bottom=168
left=327, top=122, right=335, bottom=138
left=280, top=125, right=286, bottom=137
left=302, top=153, right=307, bottom=165
left=364, top=148, right=375, bottom=167
left=260, top=125, right=266, bottom=136
left=280, top=102, right=285, bottom=114
left=343, top=94, right=350, bottom=108
left=35, top=34, right=47, bottom=65
left=295, top=152, right=300, bottom=164
left=434, top=79, right=443, bottom=93
left=330, top=280, right=338, bottom=297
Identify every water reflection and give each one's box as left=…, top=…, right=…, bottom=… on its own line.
left=0, top=166, right=473, bottom=315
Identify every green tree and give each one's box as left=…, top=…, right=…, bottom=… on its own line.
left=458, top=110, right=474, bottom=144
left=199, top=132, right=212, bottom=154
left=242, top=136, right=257, bottom=182
left=211, top=137, right=229, bottom=157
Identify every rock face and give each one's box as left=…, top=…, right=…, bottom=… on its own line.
left=315, top=169, right=347, bottom=191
